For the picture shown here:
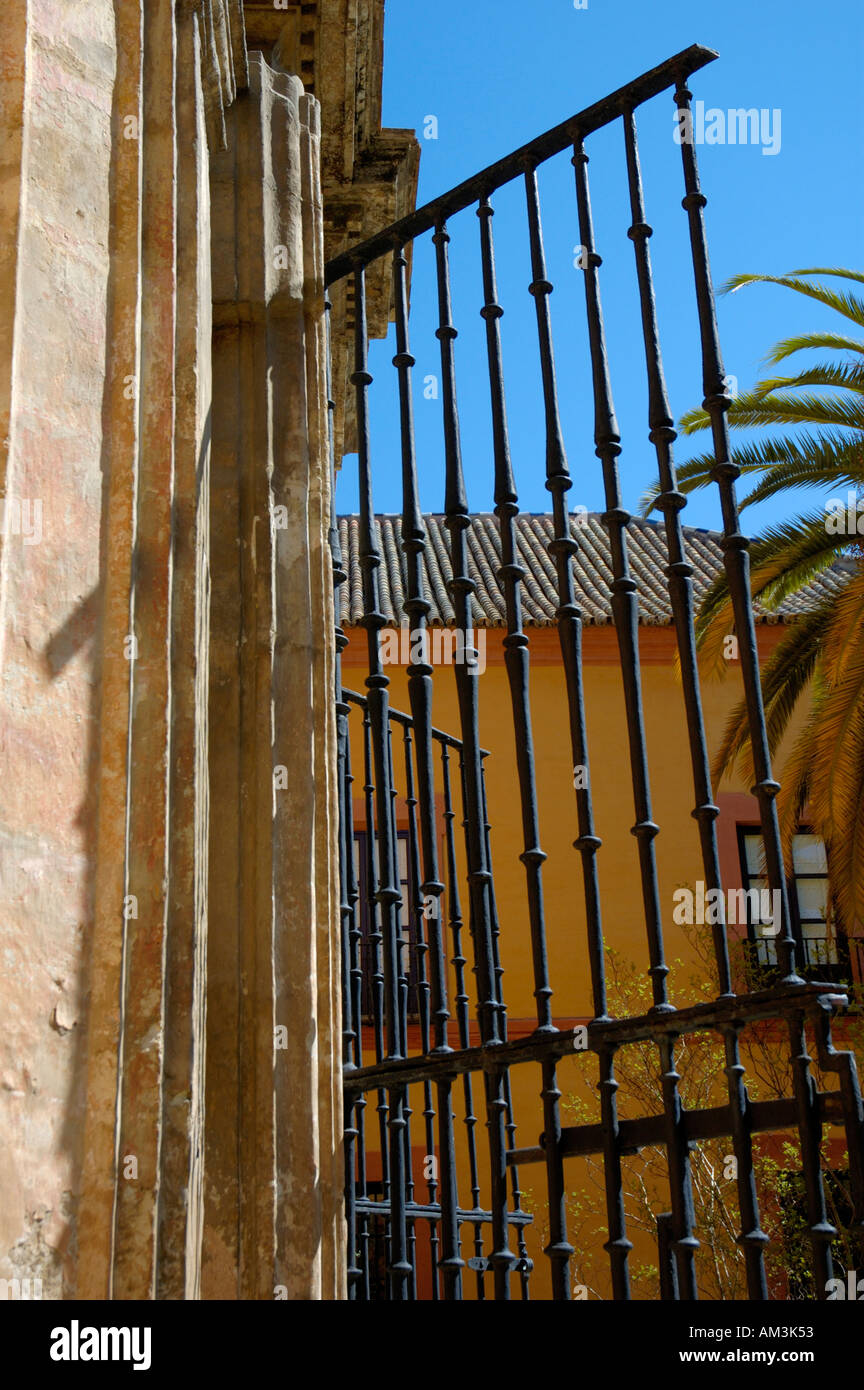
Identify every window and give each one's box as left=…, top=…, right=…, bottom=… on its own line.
left=737, top=828, right=847, bottom=979
left=353, top=830, right=420, bottom=1019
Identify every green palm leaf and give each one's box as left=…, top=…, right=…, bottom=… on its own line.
left=639, top=432, right=863, bottom=516
left=767, top=332, right=864, bottom=364
left=721, top=272, right=864, bottom=328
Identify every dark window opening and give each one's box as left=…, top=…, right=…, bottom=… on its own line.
left=736, top=827, right=852, bottom=985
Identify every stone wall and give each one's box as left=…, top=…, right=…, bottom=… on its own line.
left=0, top=0, right=417, bottom=1300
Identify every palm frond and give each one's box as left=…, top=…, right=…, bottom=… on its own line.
left=710, top=604, right=827, bottom=787
left=767, top=332, right=864, bottom=364
left=739, top=439, right=864, bottom=510
left=720, top=272, right=864, bottom=329
left=715, top=391, right=863, bottom=432
left=734, top=512, right=852, bottom=611
left=789, top=267, right=864, bottom=286
left=694, top=513, right=846, bottom=645
left=639, top=432, right=864, bottom=517
left=754, top=363, right=864, bottom=396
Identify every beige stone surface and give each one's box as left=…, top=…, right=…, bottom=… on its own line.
left=0, top=0, right=116, bottom=1298
left=0, top=0, right=414, bottom=1301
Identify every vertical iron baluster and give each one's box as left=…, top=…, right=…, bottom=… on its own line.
left=345, top=731, right=364, bottom=1066
left=673, top=78, right=799, bottom=984
left=522, top=162, right=608, bottom=1021
left=657, top=1212, right=679, bottom=1300
left=401, top=722, right=439, bottom=1298
left=362, top=712, right=385, bottom=1063
left=621, top=109, right=731, bottom=997
left=433, top=216, right=513, bottom=1299
left=403, top=1079, right=418, bottom=1300
left=433, top=221, right=500, bottom=1045
left=622, top=108, right=769, bottom=1296
left=814, top=1003, right=864, bottom=1267
left=477, top=191, right=571, bottom=1299
left=456, top=744, right=488, bottom=1292
left=353, top=266, right=410, bottom=1298
left=722, top=1023, right=769, bottom=1297
left=789, top=1012, right=836, bottom=1296
left=440, top=738, right=483, bottom=1298
left=391, top=240, right=464, bottom=1299
left=597, top=1042, right=632, bottom=1299
left=502, top=1069, right=533, bottom=1300
left=402, top=722, right=444, bottom=1301
left=480, top=756, right=533, bottom=1299
left=571, top=144, right=670, bottom=1012
left=327, top=293, right=362, bottom=1298
left=402, top=720, right=431, bottom=1049
left=524, top=161, right=633, bottom=1298
left=388, top=727, right=410, bottom=1056
left=391, top=243, right=452, bottom=1052
left=571, top=137, right=700, bottom=1296
left=480, top=754, right=506, bottom=1022
left=362, top=706, right=391, bottom=1221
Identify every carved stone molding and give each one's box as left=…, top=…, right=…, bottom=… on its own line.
left=243, top=1, right=420, bottom=456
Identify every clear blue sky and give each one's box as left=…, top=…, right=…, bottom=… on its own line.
left=336, top=0, right=863, bottom=534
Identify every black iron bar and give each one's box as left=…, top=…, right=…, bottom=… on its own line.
left=788, top=1012, right=835, bottom=1297
left=399, top=723, right=439, bottom=1301
left=512, top=1090, right=848, bottom=1166
left=391, top=243, right=452, bottom=1055
left=597, top=1043, right=632, bottom=1299
left=433, top=215, right=514, bottom=1298
left=571, top=141, right=670, bottom=1014
left=813, top=1004, right=864, bottom=1262
left=345, top=984, right=847, bottom=1092
left=353, top=1199, right=532, bottom=1229
left=477, top=190, right=571, bottom=1298
left=525, top=158, right=632, bottom=1299
left=442, top=741, right=481, bottom=1298
left=327, top=291, right=361, bottom=1298
left=458, top=745, right=491, bottom=1295
left=673, top=80, right=799, bottom=986
left=353, top=266, right=410, bottom=1298
left=621, top=108, right=731, bottom=999
left=390, top=244, right=463, bottom=1298
left=720, top=1024, right=769, bottom=1297
left=572, top=136, right=699, bottom=1298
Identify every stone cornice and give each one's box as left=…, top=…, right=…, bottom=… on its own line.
left=242, top=2, right=420, bottom=456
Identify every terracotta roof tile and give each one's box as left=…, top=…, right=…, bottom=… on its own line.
left=337, top=514, right=846, bottom=627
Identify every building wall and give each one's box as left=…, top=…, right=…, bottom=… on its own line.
left=0, top=0, right=416, bottom=1302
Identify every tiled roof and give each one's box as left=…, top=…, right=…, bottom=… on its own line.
left=337, top=513, right=847, bottom=627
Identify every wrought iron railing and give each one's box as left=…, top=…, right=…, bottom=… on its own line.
left=325, top=44, right=864, bottom=1301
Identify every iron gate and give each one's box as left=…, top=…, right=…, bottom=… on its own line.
left=325, top=45, right=864, bottom=1300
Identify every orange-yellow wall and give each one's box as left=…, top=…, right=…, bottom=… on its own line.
left=344, top=623, right=795, bottom=1022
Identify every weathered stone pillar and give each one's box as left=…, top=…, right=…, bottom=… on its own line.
left=205, top=50, right=343, bottom=1302
left=76, top=0, right=237, bottom=1301
left=1, top=0, right=412, bottom=1301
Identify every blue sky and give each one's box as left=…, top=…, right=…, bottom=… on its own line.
left=336, top=0, right=863, bottom=534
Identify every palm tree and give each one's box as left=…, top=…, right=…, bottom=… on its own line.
left=641, top=268, right=864, bottom=928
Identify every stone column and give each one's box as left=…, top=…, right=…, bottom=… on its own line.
left=2, top=0, right=349, bottom=1302
left=77, top=0, right=228, bottom=1301
left=205, top=50, right=343, bottom=1302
